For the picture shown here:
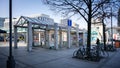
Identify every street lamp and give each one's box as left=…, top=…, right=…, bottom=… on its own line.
left=6, top=0, right=15, bottom=68
left=111, top=7, right=113, bottom=47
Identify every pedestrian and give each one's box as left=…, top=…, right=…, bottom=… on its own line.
left=96, top=38, right=100, bottom=45
left=96, top=38, right=100, bottom=58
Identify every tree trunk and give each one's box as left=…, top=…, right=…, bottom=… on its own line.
left=87, top=0, right=92, bottom=58
left=103, top=21, right=106, bottom=50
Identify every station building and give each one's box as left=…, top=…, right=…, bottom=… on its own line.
left=13, top=14, right=84, bottom=51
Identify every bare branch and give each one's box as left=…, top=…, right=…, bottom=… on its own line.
left=42, top=0, right=119, bottom=24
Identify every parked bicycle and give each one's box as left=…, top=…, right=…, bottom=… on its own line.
left=73, top=45, right=87, bottom=59
left=99, top=44, right=109, bottom=58
left=106, top=44, right=116, bottom=51
left=73, top=44, right=109, bottom=61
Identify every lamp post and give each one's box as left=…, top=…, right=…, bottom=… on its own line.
left=7, top=0, right=15, bottom=68
left=111, top=7, right=113, bottom=47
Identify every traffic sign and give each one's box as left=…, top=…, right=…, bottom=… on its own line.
left=68, top=19, right=72, bottom=26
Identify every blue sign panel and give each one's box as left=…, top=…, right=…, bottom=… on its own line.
left=91, top=31, right=98, bottom=35
left=68, top=19, right=72, bottom=26
left=91, top=29, right=98, bottom=43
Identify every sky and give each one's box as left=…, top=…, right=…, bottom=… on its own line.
left=0, top=0, right=118, bottom=29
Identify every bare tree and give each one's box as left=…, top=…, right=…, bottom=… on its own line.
left=95, top=0, right=120, bottom=50
left=42, top=0, right=119, bottom=57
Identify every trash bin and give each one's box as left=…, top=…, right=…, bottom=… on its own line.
left=115, top=40, right=120, bottom=48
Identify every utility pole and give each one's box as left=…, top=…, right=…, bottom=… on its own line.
left=111, top=7, right=113, bottom=47
left=7, top=0, right=16, bottom=68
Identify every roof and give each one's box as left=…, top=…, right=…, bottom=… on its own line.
left=16, top=16, right=54, bottom=26
left=0, top=29, right=6, bottom=33
left=15, top=16, right=83, bottom=32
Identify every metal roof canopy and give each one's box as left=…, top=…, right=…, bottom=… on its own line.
left=14, top=16, right=69, bottom=30
left=14, top=16, right=81, bottom=31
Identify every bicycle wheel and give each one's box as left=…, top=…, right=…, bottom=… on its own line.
left=73, top=49, right=84, bottom=59
left=73, top=50, right=78, bottom=57
left=100, top=50, right=109, bottom=58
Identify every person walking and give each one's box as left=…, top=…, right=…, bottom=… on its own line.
left=96, top=38, right=100, bottom=45
left=96, top=38, right=100, bottom=60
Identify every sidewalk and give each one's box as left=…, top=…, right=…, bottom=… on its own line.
left=100, top=49, right=120, bottom=68
left=0, top=42, right=120, bottom=68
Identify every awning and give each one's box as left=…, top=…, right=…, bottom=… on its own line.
left=0, top=29, right=7, bottom=33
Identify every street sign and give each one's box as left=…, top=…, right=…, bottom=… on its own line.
left=68, top=19, right=72, bottom=26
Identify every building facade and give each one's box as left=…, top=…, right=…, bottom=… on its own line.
left=0, top=18, right=5, bottom=28
left=3, top=18, right=18, bottom=33
left=91, top=19, right=103, bottom=44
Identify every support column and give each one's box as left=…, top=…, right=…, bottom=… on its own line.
left=45, top=31, right=46, bottom=48
left=45, top=26, right=50, bottom=48
left=27, top=22, right=33, bottom=51
left=54, top=23, right=58, bottom=50
left=14, top=26, right=18, bottom=49
left=38, top=32, right=41, bottom=45
left=59, top=27, right=62, bottom=48
left=67, top=26, right=71, bottom=48
left=32, top=29, right=34, bottom=46
left=25, top=31, right=28, bottom=43
left=76, top=25, right=79, bottom=46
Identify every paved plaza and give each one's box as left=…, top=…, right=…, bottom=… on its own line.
left=0, top=42, right=120, bottom=68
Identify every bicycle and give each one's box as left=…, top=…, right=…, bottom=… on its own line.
left=73, top=46, right=87, bottom=59
left=106, top=44, right=116, bottom=51
left=73, top=44, right=109, bottom=61
left=98, top=44, right=109, bottom=58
